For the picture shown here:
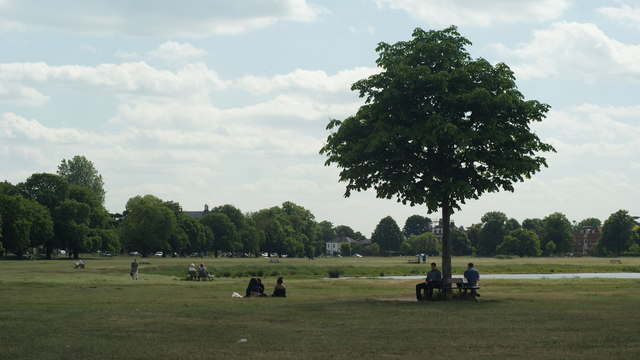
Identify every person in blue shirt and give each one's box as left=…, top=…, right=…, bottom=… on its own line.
left=463, top=262, right=480, bottom=297
left=416, top=262, right=442, bottom=301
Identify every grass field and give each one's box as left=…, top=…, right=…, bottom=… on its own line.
left=1, top=256, right=639, bottom=359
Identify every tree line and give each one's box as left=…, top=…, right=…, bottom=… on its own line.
left=369, top=211, right=640, bottom=258
left=1, top=156, right=638, bottom=259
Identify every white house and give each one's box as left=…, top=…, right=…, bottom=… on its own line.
left=326, top=236, right=358, bottom=255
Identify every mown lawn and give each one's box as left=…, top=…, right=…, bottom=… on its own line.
left=1, top=256, right=639, bottom=359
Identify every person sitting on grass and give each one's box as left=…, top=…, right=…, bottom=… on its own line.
left=256, top=278, right=268, bottom=297
left=272, top=277, right=286, bottom=297
left=463, top=262, right=480, bottom=297
left=74, top=258, right=85, bottom=269
left=416, top=262, right=442, bottom=301
left=245, top=278, right=260, bottom=297
left=188, top=263, right=197, bottom=280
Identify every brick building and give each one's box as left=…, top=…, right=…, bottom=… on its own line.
left=573, top=226, right=601, bottom=254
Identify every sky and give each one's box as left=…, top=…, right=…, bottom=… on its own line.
left=1, top=0, right=639, bottom=236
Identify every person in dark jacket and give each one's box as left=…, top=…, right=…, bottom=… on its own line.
left=245, top=278, right=260, bottom=297
left=416, top=262, right=442, bottom=301
left=272, top=277, right=287, bottom=297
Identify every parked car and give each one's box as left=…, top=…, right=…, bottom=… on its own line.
left=129, top=251, right=139, bottom=256
left=154, top=251, right=163, bottom=257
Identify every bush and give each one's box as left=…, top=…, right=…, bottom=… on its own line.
left=327, top=268, right=343, bottom=278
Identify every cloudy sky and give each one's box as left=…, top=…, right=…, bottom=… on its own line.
left=1, top=0, right=639, bottom=235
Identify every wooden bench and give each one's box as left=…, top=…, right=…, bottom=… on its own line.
left=407, top=259, right=420, bottom=264
left=610, top=259, right=622, bottom=264
left=268, top=258, right=280, bottom=263
left=432, top=279, right=481, bottom=300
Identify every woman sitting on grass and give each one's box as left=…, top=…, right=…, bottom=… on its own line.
left=245, top=278, right=260, bottom=297
left=272, top=277, right=286, bottom=297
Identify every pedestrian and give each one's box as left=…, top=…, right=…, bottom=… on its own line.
left=130, top=258, right=139, bottom=280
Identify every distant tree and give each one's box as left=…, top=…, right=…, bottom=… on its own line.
left=281, top=201, right=319, bottom=257
left=250, top=207, right=286, bottom=256
left=340, top=242, right=352, bottom=257
left=573, top=217, right=601, bottom=232
left=451, top=226, right=472, bottom=256
left=505, top=218, right=521, bottom=232
left=57, top=155, right=106, bottom=204
left=334, top=225, right=356, bottom=239
left=200, top=212, right=239, bottom=256
left=369, top=242, right=381, bottom=256
left=18, top=173, right=69, bottom=258
left=403, top=215, right=432, bottom=237
left=541, top=212, right=573, bottom=255
left=318, top=221, right=336, bottom=243
left=408, top=232, right=439, bottom=255
left=465, top=223, right=481, bottom=250
left=320, top=26, right=554, bottom=279
left=598, top=210, right=636, bottom=256
left=53, top=199, right=91, bottom=259
left=477, top=211, right=508, bottom=256
left=497, top=228, right=542, bottom=257
left=522, top=218, right=544, bottom=236
left=119, top=195, right=177, bottom=255
left=240, top=217, right=264, bottom=256
left=371, top=216, right=404, bottom=256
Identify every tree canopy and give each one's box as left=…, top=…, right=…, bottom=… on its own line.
left=320, top=26, right=554, bottom=278
left=598, top=210, right=636, bottom=256
left=57, top=155, right=106, bottom=205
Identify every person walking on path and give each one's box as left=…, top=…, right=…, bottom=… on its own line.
left=130, top=258, right=139, bottom=280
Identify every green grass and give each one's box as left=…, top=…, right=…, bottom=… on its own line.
left=1, top=256, right=639, bottom=359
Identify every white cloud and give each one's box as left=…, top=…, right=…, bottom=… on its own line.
left=598, top=4, right=640, bottom=29
left=148, top=41, right=206, bottom=64
left=0, top=83, right=49, bottom=106
left=0, top=0, right=325, bottom=37
left=236, top=67, right=379, bottom=94
left=491, top=22, right=640, bottom=82
left=0, top=61, right=227, bottom=101
left=375, top=0, right=569, bottom=26
left=540, top=105, right=640, bottom=158
left=1, top=112, right=92, bottom=143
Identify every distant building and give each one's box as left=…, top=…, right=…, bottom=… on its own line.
left=433, top=218, right=455, bottom=242
left=185, top=204, right=210, bottom=219
left=326, top=236, right=357, bottom=255
left=573, top=226, right=601, bottom=254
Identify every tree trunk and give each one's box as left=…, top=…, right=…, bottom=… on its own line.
left=441, top=199, right=452, bottom=281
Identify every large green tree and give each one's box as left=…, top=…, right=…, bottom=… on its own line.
left=598, top=210, right=636, bottom=256
left=57, top=155, right=106, bottom=204
left=497, top=228, right=542, bottom=257
left=371, top=216, right=403, bottom=256
left=403, top=215, right=432, bottom=237
left=320, top=26, right=554, bottom=279
left=19, top=173, right=69, bottom=258
left=119, top=195, right=177, bottom=255
left=541, top=212, right=574, bottom=255
left=200, top=212, right=239, bottom=256
left=477, top=211, right=508, bottom=256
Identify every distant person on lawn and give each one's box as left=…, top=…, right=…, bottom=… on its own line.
left=130, top=259, right=139, bottom=280
left=245, top=278, right=260, bottom=297
left=416, top=262, right=442, bottom=301
left=272, top=277, right=286, bottom=297
left=463, top=263, right=480, bottom=296
left=188, top=263, right=197, bottom=280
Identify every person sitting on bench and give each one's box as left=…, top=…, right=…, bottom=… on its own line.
left=463, top=262, right=480, bottom=297
left=416, top=262, right=442, bottom=301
